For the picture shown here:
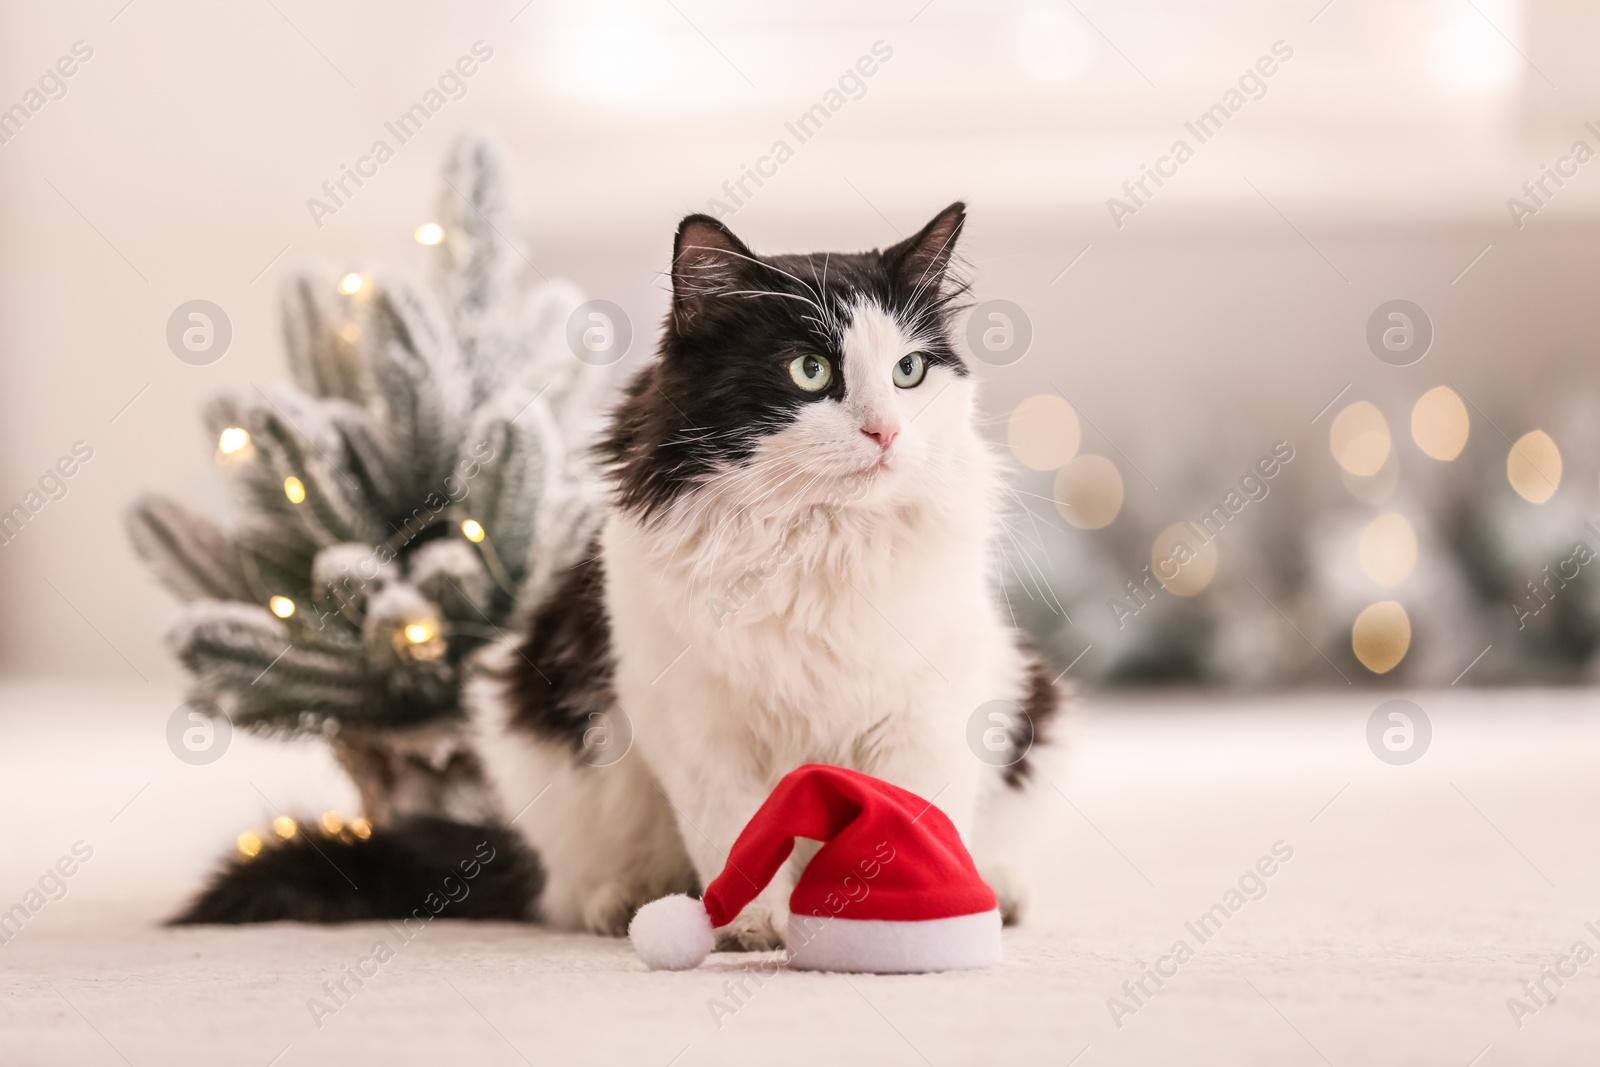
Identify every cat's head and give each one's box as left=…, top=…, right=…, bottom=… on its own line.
left=600, top=202, right=980, bottom=522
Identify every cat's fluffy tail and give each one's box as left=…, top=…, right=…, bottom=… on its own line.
left=170, top=816, right=542, bottom=925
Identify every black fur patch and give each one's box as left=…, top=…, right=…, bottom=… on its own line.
left=503, top=544, right=617, bottom=755
left=596, top=204, right=971, bottom=520
left=1005, top=639, right=1063, bottom=789
left=170, top=817, right=540, bottom=924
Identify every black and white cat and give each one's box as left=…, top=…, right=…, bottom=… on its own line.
left=480, top=203, right=1061, bottom=949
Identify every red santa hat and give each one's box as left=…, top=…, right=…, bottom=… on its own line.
left=628, top=764, right=1001, bottom=973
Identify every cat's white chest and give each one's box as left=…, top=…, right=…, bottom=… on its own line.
left=601, top=494, right=1008, bottom=772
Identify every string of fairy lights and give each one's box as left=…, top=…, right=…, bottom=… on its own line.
left=1007, top=385, right=1567, bottom=677
left=212, top=219, right=490, bottom=669
left=219, top=219, right=479, bottom=858
left=214, top=417, right=466, bottom=660
left=235, top=812, right=373, bottom=859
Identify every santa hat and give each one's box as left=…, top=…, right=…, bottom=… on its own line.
left=628, top=764, right=1001, bottom=973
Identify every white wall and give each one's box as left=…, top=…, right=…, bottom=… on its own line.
left=3, top=0, right=1598, bottom=680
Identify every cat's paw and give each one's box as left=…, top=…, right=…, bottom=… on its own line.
left=714, top=903, right=788, bottom=951
left=983, top=862, right=1030, bottom=926
left=581, top=881, right=652, bottom=937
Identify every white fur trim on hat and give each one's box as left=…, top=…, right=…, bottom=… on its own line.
left=629, top=894, right=715, bottom=971
left=785, top=909, right=1002, bottom=973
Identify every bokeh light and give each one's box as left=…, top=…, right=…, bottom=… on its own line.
left=461, top=519, right=485, bottom=543
left=271, top=816, right=298, bottom=839
left=1150, top=521, right=1218, bottom=596
left=217, top=427, right=250, bottom=455
left=1008, top=394, right=1080, bottom=471
left=1410, top=386, right=1469, bottom=461
left=1507, top=430, right=1561, bottom=504
left=338, top=272, right=364, bottom=295
left=414, top=222, right=444, bottom=245
left=1352, top=600, right=1411, bottom=674
left=1054, top=454, right=1123, bottom=529
left=1330, top=401, right=1391, bottom=476
left=283, top=476, right=306, bottom=504
left=236, top=831, right=263, bottom=858
left=269, top=595, right=296, bottom=619
left=1359, top=513, right=1417, bottom=587
left=400, top=620, right=446, bottom=661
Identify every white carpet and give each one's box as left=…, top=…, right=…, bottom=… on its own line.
left=2, top=681, right=1598, bottom=1065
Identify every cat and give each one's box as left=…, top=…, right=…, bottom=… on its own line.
left=482, top=202, right=1062, bottom=948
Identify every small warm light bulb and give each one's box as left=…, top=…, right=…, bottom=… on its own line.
left=320, top=811, right=344, bottom=835
left=397, top=619, right=445, bottom=661
left=283, top=476, right=306, bottom=504
left=1352, top=601, right=1411, bottom=674
left=339, top=272, right=364, bottom=295
left=269, top=595, right=296, bottom=619
left=460, top=519, right=485, bottom=543
left=414, top=222, right=444, bottom=245
left=1330, top=401, right=1391, bottom=477
left=1150, top=521, right=1218, bottom=597
left=1007, top=394, right=1081, bottom=471
left=237, top=831, right=263, bottom=858
left=350, top=817, right=372, bottom=840
left=1053, top=454, right=1124, bottom=529
left=1508, top=430, right=1562, bottom=504
left=272, top=816, right=298, bottom=840
left=1411, top=386, right=1469, bottom=461
left=218, top=427, right=251, bottom=454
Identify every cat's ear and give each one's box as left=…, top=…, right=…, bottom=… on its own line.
left=671, top=214, right=756, bottom=332
left=886, top=201, right=965, bottom=291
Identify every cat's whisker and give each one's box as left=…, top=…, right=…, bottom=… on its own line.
left=689, top=460, right=821, bottom=577
left=994, top=489, right=1072, bottom=619
left=682, top=245, right=826, bottom=313
left=723, top=290, right=822, bottom=311
left=664, top=453, right=824, bottom=576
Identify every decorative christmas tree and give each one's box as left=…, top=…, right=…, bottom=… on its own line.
left=128, top=134, right=603, bottom=824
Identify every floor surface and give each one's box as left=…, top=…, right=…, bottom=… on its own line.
left=2, top=681, right=1597, bottom=1065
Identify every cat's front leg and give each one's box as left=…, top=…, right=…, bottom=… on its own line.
left=860, top=708, right=985, bottom=844
left=713, top=877, right=792, bottom=952
left=653, top=760, right=794, bottom=950
left=868, top=731, right=1035, bottom=923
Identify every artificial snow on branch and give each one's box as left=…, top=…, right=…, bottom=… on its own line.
left=128, top=133, right=602, bottom=821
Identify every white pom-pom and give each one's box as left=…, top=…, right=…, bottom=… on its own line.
left=629, top=894, right=714, bottom=971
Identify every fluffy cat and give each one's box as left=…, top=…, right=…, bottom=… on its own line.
left=484, top=202, right=1062, bottom=948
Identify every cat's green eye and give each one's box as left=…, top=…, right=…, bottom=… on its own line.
left=892, top=351, right=928, bottom=389
left=789, top=353, right=832, bottom=392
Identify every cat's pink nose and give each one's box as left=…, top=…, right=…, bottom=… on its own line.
left=862, top=421, right=900, bottom=452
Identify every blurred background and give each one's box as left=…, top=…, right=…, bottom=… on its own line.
left=8, top=7, right=1600, bottom=1062
left=4, top=0, right=1600, bottom=693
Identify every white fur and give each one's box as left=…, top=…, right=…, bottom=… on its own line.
left=468, top=671, right=694, bottom=934
left=476, top=300, right=1053, bottom=944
